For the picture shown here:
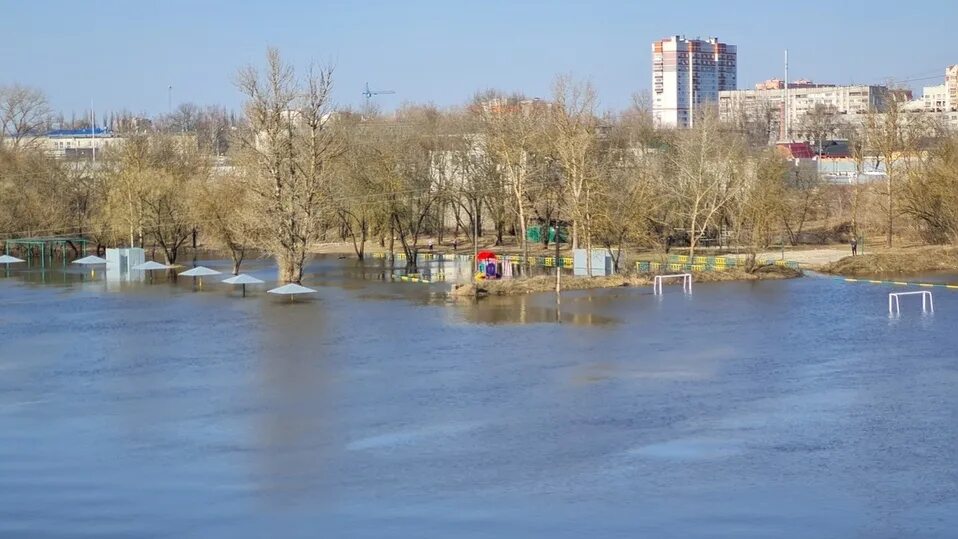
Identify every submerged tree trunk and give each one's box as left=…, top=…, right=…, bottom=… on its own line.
left=230, top=247, right=245, bottom=275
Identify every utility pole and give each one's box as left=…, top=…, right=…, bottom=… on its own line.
left=688, top=44, right=695, bottom=128
left=90, top=101, right=96, bottom=164
left=168, top=85, right=173, bottom=115
left=784, top=50, right=790, bottom=142
left=555, top=217, right=561, bottom=298
left=554, top=179, right=562, bottom=320
left=473, top=198, right=479, bottom=281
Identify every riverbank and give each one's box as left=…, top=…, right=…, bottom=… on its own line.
left=451, top=265, right=801, bottom=298
left=819, top=246, right=958, bottom=276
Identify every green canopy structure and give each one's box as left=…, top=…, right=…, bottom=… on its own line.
left=4, top=237, right=92, bottom=270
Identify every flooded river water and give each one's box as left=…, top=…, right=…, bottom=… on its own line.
left=0, top=257, right=955, bottom=538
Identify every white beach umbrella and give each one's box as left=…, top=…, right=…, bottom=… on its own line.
left=178, top=265, right=221, bottom=277
left=72, top=255, right=109, bottom=278
left=0, top=254, right=25, bottom=277
left=72, top=255, right=108, bottom=265
left=178, top=265, right=222, bottom=288
left=131, top=260, right=172, bottom=283
left=221, top=273, right=264, bottom=297
left=132, top=261, right=172, bottom=271
left=267, top=283, right=317, bottom=302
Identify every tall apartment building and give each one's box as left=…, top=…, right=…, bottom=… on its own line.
left=946, top=64, right=958, bottom=111
left=652, top=36, right=737, bottom=128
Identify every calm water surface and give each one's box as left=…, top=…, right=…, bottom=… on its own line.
left=0, top=258, right=955, bottom=538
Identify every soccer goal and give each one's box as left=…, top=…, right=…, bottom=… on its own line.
left=654, top=273, right=692, bottom=295
left=888, top=291, right=933, bottom=315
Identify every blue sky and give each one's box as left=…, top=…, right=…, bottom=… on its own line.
left=1, top=0, right=955, bottom=117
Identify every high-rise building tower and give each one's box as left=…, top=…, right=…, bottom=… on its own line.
left=652, top=36, right=737, bottom=128
left=946, top=64, right=958, bottom=112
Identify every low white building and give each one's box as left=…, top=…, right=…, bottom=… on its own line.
left=39, top=128, right=123, bottom=158
left=905, top=65, right=958, bottom=113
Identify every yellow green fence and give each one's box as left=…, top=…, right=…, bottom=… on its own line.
left=397, top=272, right=446, bottom=284
left=497, top=254, right=573, bottom=269
left=369, top=252, right=574, bottom=268
left=370, top=252, right=456, bottom=261
left=637, top=255, right=799, bottom=273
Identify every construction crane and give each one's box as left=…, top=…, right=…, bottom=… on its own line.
left=362, top=82, right=395, bottom=115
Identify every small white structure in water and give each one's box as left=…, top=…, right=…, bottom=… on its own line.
left=653, top=273, right=692, bottom=295
left=105, top=248, right=145, bottom=283
left=889, top=291, right=933, bottom=315
left=573, top=249, right=614, bottom=277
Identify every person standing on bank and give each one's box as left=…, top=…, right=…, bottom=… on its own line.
left=851, top=237, right=858, bottom=256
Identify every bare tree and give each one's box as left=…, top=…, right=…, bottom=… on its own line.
left=663, top=110, right=747, bottom=258
left=335, top=115, right=390, bottom=260
left=901, top=134, right=958, bottom=244
left=479, top=92, right=548, bottom=272
left=102, top=135, right=205, bottom=263
left=0, top=85, right=51, bottom=149
left=192, top=173, right=256, bottom=273
left=591, top=144, right=662, bottom=270
left=732, top=151, right=788, bottom=269
left=0, top=146, right=68, bottom=236
left=549, top=75, right=598, bottom=252
left=797, top=104, right=843, bottom=153
left=863, top=97, right=931, bottom=247
left=781, top=163, right=823, bottom=245
left=235, top=48, right=341, bottom=283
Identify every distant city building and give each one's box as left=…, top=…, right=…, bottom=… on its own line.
left=754, top=78, right=832, bottom=90
left=39, top=128, right=123, bottom=158
left=718, top=85, right=893, bottom=141
left=947, top=64, right=958, bottom=111
left=474, top=97, right=552, bottom=115
left=652, top=36, right=737, bottom=128
left=908, top=65, right=958, bottom=112
left=917, top=84, right=949, bottom=111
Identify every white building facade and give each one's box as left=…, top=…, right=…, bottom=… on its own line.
left=946, top=64, right=958, bottom=111
left=39, top=128, right=124, bottom=158
left=718, top=85, right=892, bottom=140
left=652, top=36, right=737, bottom=128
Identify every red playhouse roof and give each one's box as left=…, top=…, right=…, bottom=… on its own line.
left=776, top=142, right=815, bottom=159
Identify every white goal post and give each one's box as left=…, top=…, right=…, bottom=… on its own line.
left=654, top=273, right=692, bottom=295
left=888, top=291, right=933, bottom=315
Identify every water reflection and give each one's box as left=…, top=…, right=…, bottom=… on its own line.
left=253, top=298, right=334, bottom=503
left=453, top=293, right=618, bottom=326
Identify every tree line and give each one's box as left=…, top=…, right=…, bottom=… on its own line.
left=2, top=49, right=957, bottom=282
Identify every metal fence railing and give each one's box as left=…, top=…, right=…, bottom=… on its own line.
left=636, top=255, right=799, bottom=273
